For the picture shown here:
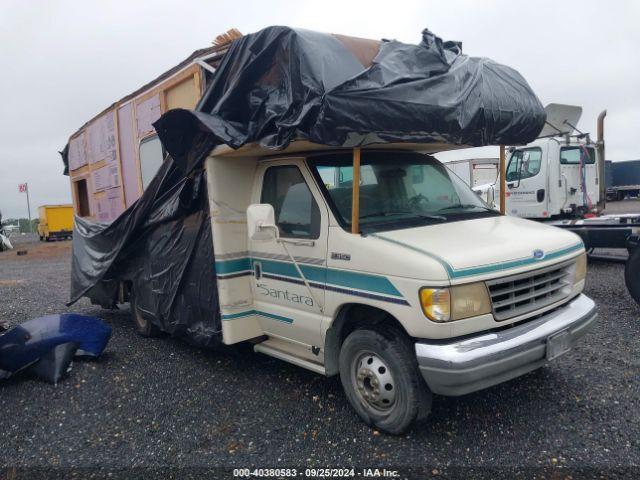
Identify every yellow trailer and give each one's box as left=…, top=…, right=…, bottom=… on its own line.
left=37, top=205, right=74, bottom=241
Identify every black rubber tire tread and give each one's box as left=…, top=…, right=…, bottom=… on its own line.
left=338, top=325, right=432, bottom=435
left=130, top=293, right=162, bottom=338
left=625, top=248, right=640, bottom=306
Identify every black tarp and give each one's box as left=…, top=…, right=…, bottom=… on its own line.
left=66, top=26, right=546, bottom=346
left=154, top=26, right=545, bottom=172
left=69, top=155, right=221, bottom=347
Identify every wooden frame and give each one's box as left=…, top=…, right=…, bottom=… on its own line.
left=351, top=147, right=361, bottom=234
left=499, top=145, right=506, bottom=214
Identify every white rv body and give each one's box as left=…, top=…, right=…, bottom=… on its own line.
left=200, top=141, right=595, bottom=432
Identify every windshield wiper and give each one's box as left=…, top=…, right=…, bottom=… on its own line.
left=359, top=211, right=446, bottom=221
left=437, top=204, right=491, bottom=213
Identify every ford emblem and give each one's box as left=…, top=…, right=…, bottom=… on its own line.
left=533, top=249, right=545, bottom=259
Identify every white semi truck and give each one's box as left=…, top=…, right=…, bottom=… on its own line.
left=475, top=104, right=604, bottom=219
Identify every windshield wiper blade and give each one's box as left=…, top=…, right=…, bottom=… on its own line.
left=359, top=211, right=446, bottom=221
left=437, top=204, right=490, bottom=212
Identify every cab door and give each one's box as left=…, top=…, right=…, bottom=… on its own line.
left=558, top=145, right=599, bottom=212
left=505, top=146, right=549, bottom=218
left=248, top=159, right=329, bottom=348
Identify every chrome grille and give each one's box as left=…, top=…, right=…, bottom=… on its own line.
left=486, top=262, right=573, bottom=321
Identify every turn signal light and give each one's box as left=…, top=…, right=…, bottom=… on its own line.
left=419, top=288, right=451, bottom=322
left=574, top=252, right=587, bottom=285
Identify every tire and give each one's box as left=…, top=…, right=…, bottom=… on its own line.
left=339, top=326, right=432, bottom=435
left=130, top=292, right=162, bottom=338
left=625, top=248, right=640, bottom=306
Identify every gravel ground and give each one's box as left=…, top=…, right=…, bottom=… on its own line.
left=0, top=206, right=639, bottom=478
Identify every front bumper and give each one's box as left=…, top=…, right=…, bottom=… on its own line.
left=415, top=294, right=597, bottom=396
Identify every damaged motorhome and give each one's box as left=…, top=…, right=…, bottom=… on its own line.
left=60, top=30, right=242, bottom=223
left=63, top=26, right=596, bottom=433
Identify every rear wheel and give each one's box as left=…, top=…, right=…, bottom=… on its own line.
left=625, top=248, right=640, bottom=306
left=339, top=326, right=432, bottom=435
left=130, top=292, right=162, bottom=337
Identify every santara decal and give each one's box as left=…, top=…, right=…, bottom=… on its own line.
left=256, top=283, right=314, bottom=306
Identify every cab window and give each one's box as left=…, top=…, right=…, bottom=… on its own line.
left=261, top=166, right=320, bottom=239
left=506, top=148, right=542, bottom=181
left=560, top=146, right=596, bottom=165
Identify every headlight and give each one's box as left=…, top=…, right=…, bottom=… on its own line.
left=450, top=282, right=492, bottom=320
left=420, top=282, right=492, bottom=322
left=574, top=252, right=587, bottom=285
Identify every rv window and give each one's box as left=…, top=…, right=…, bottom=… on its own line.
left=560, top=146, right=596, bottom=165
left=139, top=135, right=165, bottom=190
left=506, top=148, right=542, bottom=181
left=261, top=166, right=320, bottom=239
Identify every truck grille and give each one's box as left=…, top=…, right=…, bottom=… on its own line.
left=486, top=262, right=573, bottom=321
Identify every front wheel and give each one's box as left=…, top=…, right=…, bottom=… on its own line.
left=339, top=327, right=432, bottom=435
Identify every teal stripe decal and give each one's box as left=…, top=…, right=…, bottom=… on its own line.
left=372, top=234, right=583, bottom=280
left=451, top=242, right=584, bottom=278
left=215, top=258, right=251, bottom=275
left=221, top=309, right=293, bottom=324
left=254, top=258, right=402, bottom=297
left=371, top=234, right=455, bottom=276
left=216, top=256, right=403, bottom=298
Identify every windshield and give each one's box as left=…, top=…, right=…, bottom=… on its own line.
left=309, top=151, right=497, bottom=233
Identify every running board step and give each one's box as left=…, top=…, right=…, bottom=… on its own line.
left=254, top=343, right=326, bottom=375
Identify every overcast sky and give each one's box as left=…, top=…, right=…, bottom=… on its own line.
left=1, top=0, right=639, bottom=218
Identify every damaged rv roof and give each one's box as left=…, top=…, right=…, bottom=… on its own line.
left=155, top=26, right=546, bottom=173
left=59, top=29, right=242, bottom=175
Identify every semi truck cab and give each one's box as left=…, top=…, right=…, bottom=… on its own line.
left=193, top=143, right=597, bottom=434
left=505, top=137, right=599, bottom=219
left=474, top=104, right=605, bottom=220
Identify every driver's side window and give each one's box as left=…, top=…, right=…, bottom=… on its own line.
left=260, top=165, right=320, bottom=239
left=507, top=148, right=542, bottom=182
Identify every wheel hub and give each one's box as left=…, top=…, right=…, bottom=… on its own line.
left=354, top=353, right=396, bottom=411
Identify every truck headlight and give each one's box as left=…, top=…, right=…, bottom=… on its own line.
left=420, top=283, right=492, bottom=322
left=574, top=252, right=587, bottom=285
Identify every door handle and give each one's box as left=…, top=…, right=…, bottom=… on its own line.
left=254, top=262, right=262, bottom=280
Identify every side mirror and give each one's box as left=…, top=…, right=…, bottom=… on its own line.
left=247, top=204, right=279, bottom=241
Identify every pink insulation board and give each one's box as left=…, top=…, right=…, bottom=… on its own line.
left=86, top=110, right=117, bottom=164
left=68, top=132, right=87, bottom=171
left=136, top=95, right=161, bottom=138
left=91, top=164, right=120, bottom=193
left=117, top=103, right=142, bottom=207
left=95, top=187, right=124, bottom=222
